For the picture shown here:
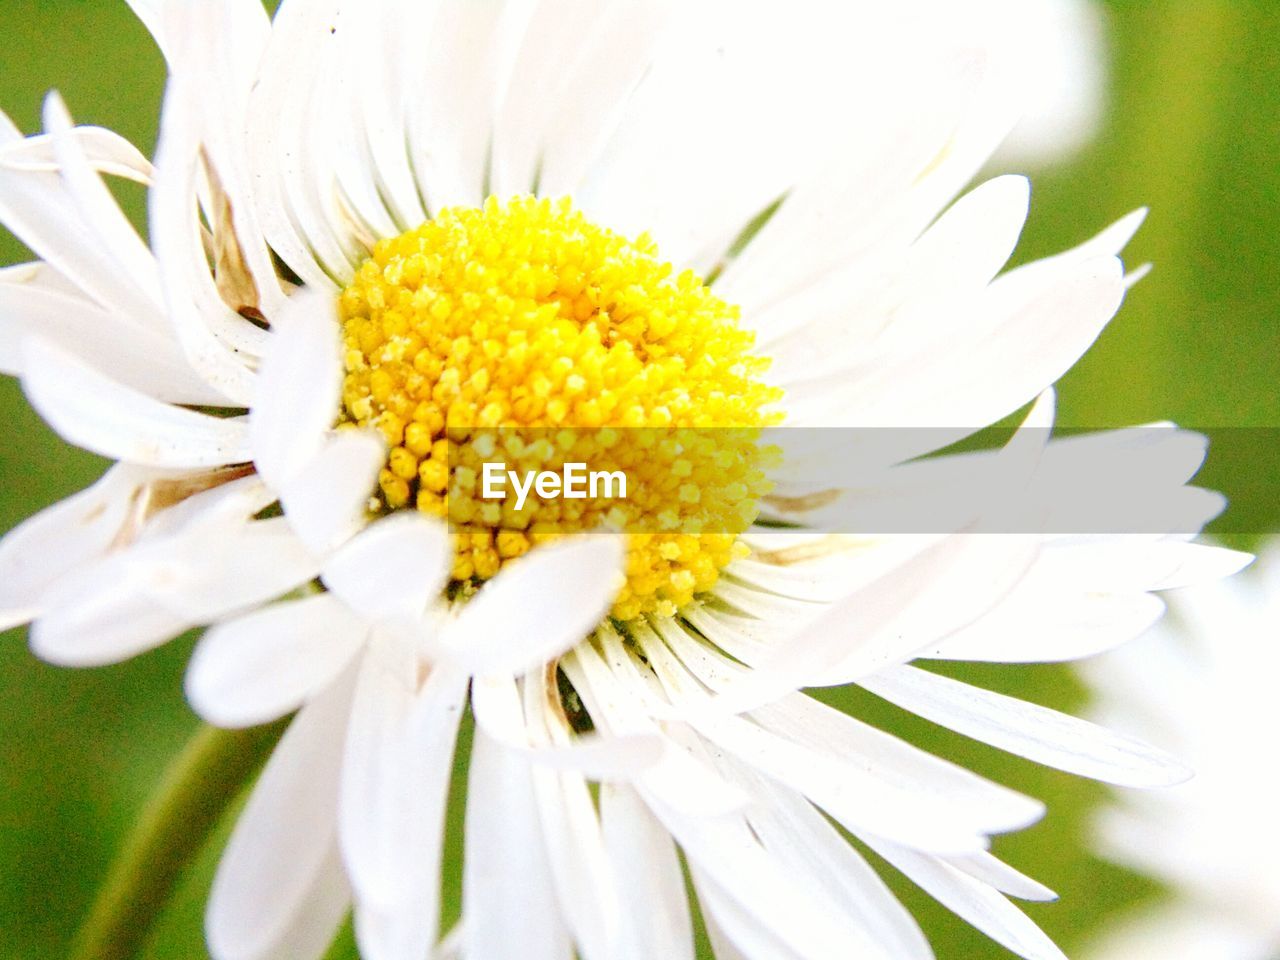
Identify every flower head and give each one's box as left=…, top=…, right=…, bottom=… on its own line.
left=0, top=2, right=1252, bottom=960
left=336, top=195, right=780, bottom=618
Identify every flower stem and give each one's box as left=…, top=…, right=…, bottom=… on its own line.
left=69, top=719, right=289, bottom=960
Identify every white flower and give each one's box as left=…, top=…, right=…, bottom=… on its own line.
left=1082, top=543, right=1280, bottom=960
left=0, top=0, right=1124, bottom=649
left=0, top=2, right=1251, bottom=960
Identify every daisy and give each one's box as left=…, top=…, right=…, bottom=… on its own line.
left=1082, top=543, right=1279, bottom=960
left=0, top=1, right=1251, bottom=960
left=0, top=0, right=1139, bottom=656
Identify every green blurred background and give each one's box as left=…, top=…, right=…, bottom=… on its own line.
left=0, top=1, right=1277, bottom=958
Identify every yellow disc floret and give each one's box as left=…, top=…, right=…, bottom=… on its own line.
left=338, top=195, right=780, bottom=620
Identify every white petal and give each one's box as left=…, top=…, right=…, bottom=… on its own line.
left=333, top=1, right=428, bottom=231
left=865, top=837, right=1067, bottom=960
left=470, top=673, right=662, bottom=778
left=903, top=174, right=1032, bottom=303
left=738, top=773, right=933, bottom=959
left=491, top=1, right=618, bottom=195
left=684, top=708, right=990, bottom=855
left=321, top=513, right=451, bottom=624
left=187, top=594, right=367, bottom=728
left=21, top=336, right=249, bottom=469
left=717, top=41, right=1018, bottom=311
left=565, top=638, right=752, bottom=817
left=434, top=536, right=624, bottom=677
left=150, top=76, right=262, bottom=405
left=783, top=255, right=1127, bottom=431
left=159, top=517, right=321, bottom=621
left=207, top=666, right=356, bottom=960
left=1006, top=207, right=1147, bottom=288
left=155, top=0, right=285, bottom=320
left=405, top=0, right=517, bottom=210
left=1129, top=541, right=1254, bottom=591
left=576, top=4, right=820, bottom=270
left=644, top=613, right=1019, bottom=854
left=860, top=665, right=1192, bottom=787
left=0, top=112, right=162, bottom=322
left=1026, top=426, right=1227, bottom=535
left=463, top=730, right=574, bottom=960
left=762, top=174, right=1031, bottom=384
left=245, top=0, right=361, bottom=286
left=494, top=0, right=678, bottom=199
left=339, top=663, right=411, bottom=912
left=298, top=8, right=403, bottom=256
left=279, top=429, right=385, bottom=556
left=752, top=694, right=1045, bottom=835
left=1021, top=534, right=1252, bottom=596
left=32, top=513, right=318, bottom=668
left=927, top=588, right=1165, bottom=664
left=599, top=783, right=694, bottom=960
left=251, top=844, right=352, bottom=960
left=0, top=465, right=145, bottom=624
left=649, top=792, right=893, bottom=960
left=583, top=1, right=1011, bottom=276
left=0, top=123, right=153, bottom=183
left=709, top=533, right=1040, bottom=712
left=250, top=290, right=343, bottom=490
left=523, top=671, right=622, bottom=960
left=29, top=584, right=187, bottom=668
left=41, top=93, right=160, bottom=306
left=346, top=658, right=466, bottom=960
left=943, top=852, right=1058, bottom=903
left=693, top=873, right=807, bottom=960
left=0, top=279, right=229, bottom=405
left=700, top=905, right=752, bottom=960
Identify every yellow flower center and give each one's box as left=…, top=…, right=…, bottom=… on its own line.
left=338, top=196, right=780, bottom=620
